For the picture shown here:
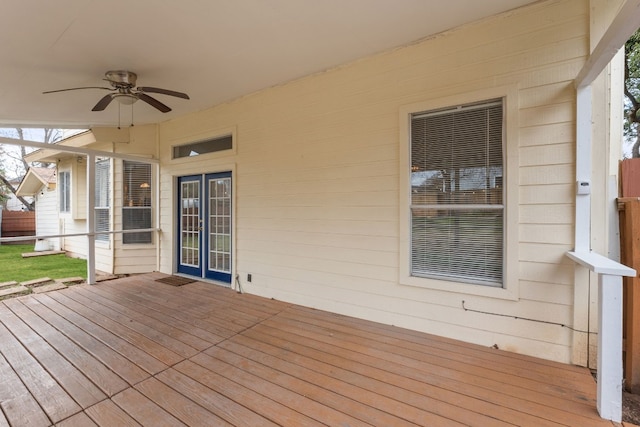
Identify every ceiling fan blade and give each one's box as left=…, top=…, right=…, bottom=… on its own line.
left=92, top=94, right=114, bottom=111
left=43, top=86, right=112, bottom=94
left=138, top=93, right=171, bottom=113
left=138, top=86, right=190, bottom=99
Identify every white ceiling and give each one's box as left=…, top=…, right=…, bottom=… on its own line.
left=0, top=0, right=538, bottom=129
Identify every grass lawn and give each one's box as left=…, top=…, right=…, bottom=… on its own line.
left=0, top=244, right=86, bottom=283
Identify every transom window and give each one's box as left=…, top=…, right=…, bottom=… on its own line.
left=172, top=135, right=232, bottom=159
left=410, top=99, right=504, bottom=286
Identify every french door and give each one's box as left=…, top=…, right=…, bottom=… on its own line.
left=177, top=172, right=232, bottom=284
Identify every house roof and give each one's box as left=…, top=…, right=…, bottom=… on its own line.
left=15, top=167, right=56, bottom=197
left=0, top=0, right=538, bottom=129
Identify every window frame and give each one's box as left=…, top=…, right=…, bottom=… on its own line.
left=94, top=158, right=110, bottom=243
left=122, top=160, right=153, bottom=245
left=399, top=86, right=519, bottom=300
left=172, top=134, right=233, bottom=159
left=59, top=170, right=71, bottom=213
left=170, top=127, right=237, bottom=163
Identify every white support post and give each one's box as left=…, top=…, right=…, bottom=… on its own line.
left=567, top=250, right=635, bottom=422
left=86, top=154, right=96, bottom=285
left=155, top=163, right=161, bottom=272
left=597, top=273, right=623, bottom=422
left=575, top=85, right=592, bottom=252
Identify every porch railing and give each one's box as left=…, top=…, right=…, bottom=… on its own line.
left=0, top=228, right=161, bottom=283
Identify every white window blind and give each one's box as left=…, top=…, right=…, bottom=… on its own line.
left=122, top=161, right=152, bottom=244
left=95, top=159, right=110, bottom=242
left=59, top=171, right=70, bottom=213
left=410, top=99, right=504, bottom=286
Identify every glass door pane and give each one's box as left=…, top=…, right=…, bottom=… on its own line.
left=177, top=176, right=202, bottom=277
left=205, top=173, right=232, bottom=283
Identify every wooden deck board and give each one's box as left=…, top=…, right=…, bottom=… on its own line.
left=135, top=377, right=233, bottom=426
left=155, top=368, right=280, bottom=427
left=290, top=304, right=593, bottom=388
left=61, top=288, right=201, bottom=359
left=55, top=411, right=99, bottom=427
left=111, top=388, right=186, bottom=427
left=96, top=278, right=244, bottom=337
left=38, top=292, right=169, bottom=374
left=3, top=298, right=129, bottom=397
left=47, top=291, right=185, bottom=366
left=173, top=359, right=324, bottom=426
left=209, top=339, right=469, bottom=426
left=84, top=400, right=141, bottom=427
left=277, top=306, right=596, bottom=402
left=0, top=273, right=616, bottom=426
left=69, top=286, right=215, bottom=351
left=0, top=349, right=51, bottom=426
left=0, top=304, right=105, bottom=409
left=0, top=313, right=81, bottom=423
left=20, top=294, right=152, bottom=385
left=258, top=317, right=606, bottom=426
left=227, top=330, right=519, bottom=426
left=85, top=281, right=225, bottom=345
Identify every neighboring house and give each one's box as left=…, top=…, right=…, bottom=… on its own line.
left=2, top=177, right=32, bottom=211
left=18, top=0, right=633, bottom=377
left=15, top=167, right=58, bottom=249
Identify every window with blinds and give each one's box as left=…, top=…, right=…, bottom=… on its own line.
left=122, top=161, right=152, bottom=244
left=95, top=159, right=110, bottom=242
left=59, top=171, right=70, bottom=213
left=410, top=99, right=504, bottom=286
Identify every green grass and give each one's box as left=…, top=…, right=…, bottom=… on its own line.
left=0, top=244, right=86, bottom=283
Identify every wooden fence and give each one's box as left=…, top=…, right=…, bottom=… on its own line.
left=619, top=158, right=640, bottom=393
left=0, top=210, right=35, bottom=245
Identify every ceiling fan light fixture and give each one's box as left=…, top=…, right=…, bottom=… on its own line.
left=113, top=94, right=138, bottom=105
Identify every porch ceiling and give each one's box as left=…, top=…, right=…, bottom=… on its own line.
left=0, top=0, right=537, bottom=129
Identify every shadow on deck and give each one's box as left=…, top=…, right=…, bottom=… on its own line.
left=0, top=273, right=616, bottom=426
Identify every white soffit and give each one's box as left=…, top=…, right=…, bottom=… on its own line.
left=0, top=0, right=537, bottom=128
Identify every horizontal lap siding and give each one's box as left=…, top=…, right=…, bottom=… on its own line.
left=158, top=0, right=587, bottom=362
left=111, top=132, right=159, bottom=275
left=35, top=189, right=60, bottom=250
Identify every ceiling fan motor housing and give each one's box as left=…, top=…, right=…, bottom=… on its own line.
left=105, top=70, right=137, bottom=87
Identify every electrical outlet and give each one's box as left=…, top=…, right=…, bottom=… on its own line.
left=247, top=273, right=252, bottom=283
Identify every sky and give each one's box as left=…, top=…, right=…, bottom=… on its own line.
left=0, top=128, right=85, bottom=179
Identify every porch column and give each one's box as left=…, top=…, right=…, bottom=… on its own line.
left=567, top=251, right=635, bottom=422
left=86, top=154, right=96, bottom=284
left=598, top=273, right=623, bottom=421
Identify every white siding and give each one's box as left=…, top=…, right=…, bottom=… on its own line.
left=110, top=125, right=159, bottom=275
left=57, top=158, right=113, bottom=273
left=153, top=0, right=592, bottom=363
left=34, top=187, right=59, bottom=250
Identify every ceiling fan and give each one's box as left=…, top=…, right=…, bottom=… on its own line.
left=43, top=70, right=190, bottom=113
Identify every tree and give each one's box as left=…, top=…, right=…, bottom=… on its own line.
left=0, top=128, right=60, bottom=211
left=625, top=29, right=640, bottom=157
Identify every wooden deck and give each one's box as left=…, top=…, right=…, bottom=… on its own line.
left=0, top=272, right=617, bottom=426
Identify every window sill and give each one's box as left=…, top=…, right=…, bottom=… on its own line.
left=121, top=243, right=155, bottom=250
left=400, top=275, right=518, bottom=301
left=95, top=241, right=110, bottom=249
